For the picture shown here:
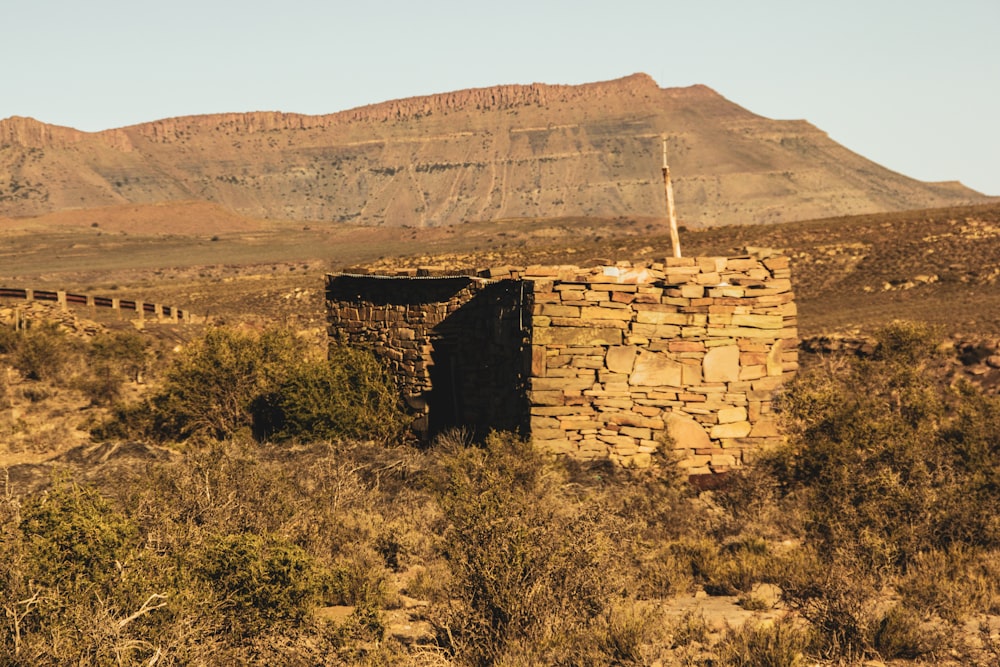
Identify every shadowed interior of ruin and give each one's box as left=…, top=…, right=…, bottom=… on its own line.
left=326, top=275, right=533, bottom=441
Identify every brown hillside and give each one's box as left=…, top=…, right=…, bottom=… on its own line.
left=0, top=74, right=987, bottom=228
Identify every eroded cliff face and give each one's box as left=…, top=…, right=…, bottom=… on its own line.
left=0, top=73, right=984, bottom=226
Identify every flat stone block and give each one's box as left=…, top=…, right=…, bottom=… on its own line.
left=571, top=356, right=605, bottom=369
left=703, top=345, right=741, bottom=383
left=620, top=426, right=652, bottom=440
left=731, top=313, right=784, bottom=329
left=629, top=351, right=684, bottom=387
left=529, top=390, right=566, bottom=406
left=542, top=304, right=581, bottom=318
left=749, top=418, right=782, bottom=437
left=581, top=306, right=633, bottom=321
left=532, top=406, right=589, bottom=416
left=532, top=377, right=594, bottom=392
left=739, top=365, right=766, bottom=381
left=666, top=412, right=712, bottom=449
left=534, top=438, right=576, bottom=455
left=717, top=406, right=748, bottom=424
left=606, top=346, right=638, bottom=374
left=710, top=421, right=752, bottom=439
left=534, top=326, right=623, bottom=346
left=752, top=376, right=786, bottom=391
left=561, top=419, right=603, bottom=431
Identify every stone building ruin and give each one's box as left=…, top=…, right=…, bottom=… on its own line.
left=326, top=254, right=797, bottom=475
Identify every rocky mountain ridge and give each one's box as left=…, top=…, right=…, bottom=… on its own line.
left=0, top=73, right=986, bottom=227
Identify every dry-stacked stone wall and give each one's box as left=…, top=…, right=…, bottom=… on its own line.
left=512, top=256, right=796, bottom=474
left=327, top=254, right=796, bottom=475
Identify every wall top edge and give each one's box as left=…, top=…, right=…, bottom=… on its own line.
left=328, top=252, right=790, bottom=288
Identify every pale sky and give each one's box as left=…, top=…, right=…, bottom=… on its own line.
left=4, top=0, right=998, bottom=195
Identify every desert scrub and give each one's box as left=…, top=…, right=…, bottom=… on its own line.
left=777, top=320, right=1000, bottom=570
left=714, top=618, right=812, bottom=667
left=198, top=532, right=322, bottom=633
left=151, top=326, right=309, bottom=440
left=18, top=481, right=139, bottom=591
left=76, top=329, right=151, bottom=405
left=92, top=326, right=404, bottom=444
left=6, top=321, right=84, bottom=383
left=428, top=431, right=625, bottom=666
left=764, top=320, right=1000, bottom=661
left=255, top=342, right=405, bottom=443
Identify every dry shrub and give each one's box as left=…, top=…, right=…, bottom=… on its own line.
left=872, top=604, right=949, bottom=661
left=715, top=618, right=812, bottom=667
left=761, top=321, right=1000, bottom=661
left=428, top=431, right=624, bottom=666
left=8, top=322, right=85, bottom=383
left=897, top=546, right=1000, bottom=622
left=76, top=330, right=150, bottom=405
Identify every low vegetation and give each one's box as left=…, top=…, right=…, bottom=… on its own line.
left=2, top=320, right=1000, bottom=665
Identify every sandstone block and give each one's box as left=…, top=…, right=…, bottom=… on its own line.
left=531, top=377, right=594, bottom=392
left=711, top=453, right=738, bottom=468
left=710, top=421, right=752, bottom=439
left=666, top=412, right=712, bottom=449
left=531, top=346, right=547, bottom=376
left=594, top=398, right=633, bottom=408
left=717, top=406, right=748, bottom=424
left=620, top=426, right=652, bottom=440
left=731, top=313, right=784, bottom=329
left=677, top=456, right=712, bottom=470
left=762, top=256, right=790, bottom=271
left=534, top=437, right=576, bottom=455
left=752, top=376, right=786, bottom=391
left=561, top=419, right=603, bottom=431
left=532, top=406, right=593, bottom=416
left=680, top=284, right=706, bottom=298
left=606, top=346, right=638, bottom=374
left=542, top=304, right=581, bottom=318
left=703, top=345, right=741, bottom=383
left=631, top=323, right=682, bottom=338
left=528, top=390, right=565, bottom=406
left=612, top=292, right=637, bottom=304
left=581, top=306, right=632, bottom=321
left=571, top=356, right=605, bottom=369
left=766, top=341, right=786, bottom=376
left=681, top=362, right=702, bottom=385
left=534, top=326, right=623, bottom=346
left=629, top=351, right=684, bottom=387
left=749, top=418, right=782, bottom=437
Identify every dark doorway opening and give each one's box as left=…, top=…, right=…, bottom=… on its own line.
left=427, top=339, right=461, bottom=437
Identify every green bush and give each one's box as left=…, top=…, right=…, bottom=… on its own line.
left=762, top=321, right=1000, bottom=661
left=256, top=343, right=404, bottom=443
left=152, top=326, right=308, bottom=440
left=19, top=481, right=138, bottom=590
left=9, top=322, right=83, bottom=382
left=93, top=327, right=404, bottom=444
left=76, top=330, right=151, bottom=405
left=199, top=532, right=321, bottom=632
